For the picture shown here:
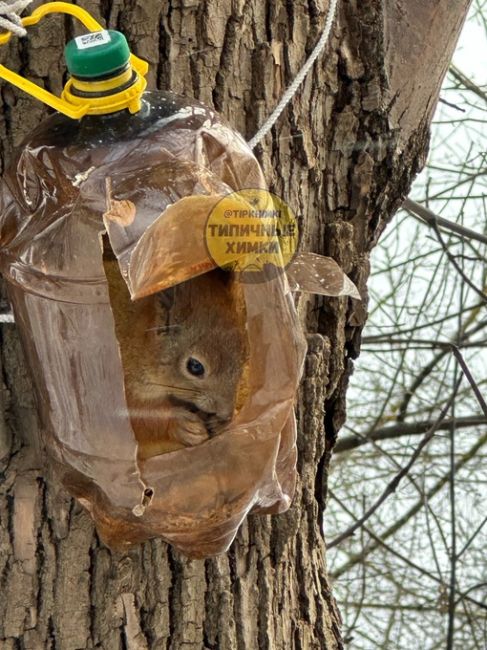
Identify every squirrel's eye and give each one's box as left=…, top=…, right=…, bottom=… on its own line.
left=186, top=357, right=205, bottom=377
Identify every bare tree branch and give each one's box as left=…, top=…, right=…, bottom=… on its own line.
left=449, top=64, right=487, bottom=105
left=330, top=430, right=487, bottom=577
left=329, top=492, right=487, bottom=612
left=334, top=415, right=487, bottom=454
left=403, top=198, right=487, bottom=246
left=328, top=378, right=462, bottom=549
left=395, top=318, right=487, bottom=422
left=450, top=346, right=487, bottom=416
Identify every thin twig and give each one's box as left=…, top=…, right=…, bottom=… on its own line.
left=328, top=377, right=463, bottom=549
left=450, top=346, right=487, bottom=417
left=334, top=415, right=487, bottom=454
left=455, top=515, right=487, bottom=560
left=330, top=430, right=487, bottom=578
left=449, top=64, right=487, bottom=105
left=395, top=318, right=487, bottom=422
left=329, top=492, right=487, bottom=612
left=431, top=219, right=487, bottom=304
left=446, top=362, right=459, bottom=650
left=403, top=198, right=487, bottom=246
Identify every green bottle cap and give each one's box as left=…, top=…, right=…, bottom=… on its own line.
left=64, top=30, right=131, bottom=79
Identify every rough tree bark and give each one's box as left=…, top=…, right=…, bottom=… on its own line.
left=0, top=1, right=471, bottom=648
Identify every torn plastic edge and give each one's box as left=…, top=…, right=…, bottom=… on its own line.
left=98, top=195, right=360, bottom=520
left=286, top=252, right=361, bottom=299
left=98, top=228, right=155, bottom=517
left=101, top=193, right=362, bottom=302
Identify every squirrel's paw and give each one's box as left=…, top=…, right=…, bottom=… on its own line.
left=169, top=408, right=209, bottom=447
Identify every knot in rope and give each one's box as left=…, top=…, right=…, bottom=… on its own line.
left=0, top=0, right=33, bottom=37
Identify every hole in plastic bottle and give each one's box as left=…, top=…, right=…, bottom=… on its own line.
left=143, top=487, right=154, bottom=504
left=102, top=235, right=250, bottom=460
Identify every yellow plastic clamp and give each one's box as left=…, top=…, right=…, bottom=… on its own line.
left=0, top=2, right=149, bottom=119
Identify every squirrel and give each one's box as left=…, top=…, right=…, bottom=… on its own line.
left=103, top=246, right=248, bottom=460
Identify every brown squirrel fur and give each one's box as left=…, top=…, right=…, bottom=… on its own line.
left=103, top=250, right=248, bottom=459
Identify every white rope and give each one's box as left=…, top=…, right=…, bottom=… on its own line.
left=248, top=0, right=339, bottom=149
left=0, top=0, right=33, bottom=37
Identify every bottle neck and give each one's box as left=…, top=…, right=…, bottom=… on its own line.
left=61, top=64, right=146, bottom=116
left=69, top=64, right=135, bottom=97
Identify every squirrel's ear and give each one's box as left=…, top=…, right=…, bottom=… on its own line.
left=286, top=252, right=360, bottom=299
left=127, top=195, right=222, bottom=299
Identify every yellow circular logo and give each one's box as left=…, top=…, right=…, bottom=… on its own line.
left=205, top=189, right=298, bottom=280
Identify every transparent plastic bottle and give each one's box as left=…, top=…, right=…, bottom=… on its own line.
left=0, top=3, right=307, bottom=557
left=0, top=3, right=358, bottom=557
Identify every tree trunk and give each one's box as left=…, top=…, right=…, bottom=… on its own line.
left=0, top=1, right=470, bottom=648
